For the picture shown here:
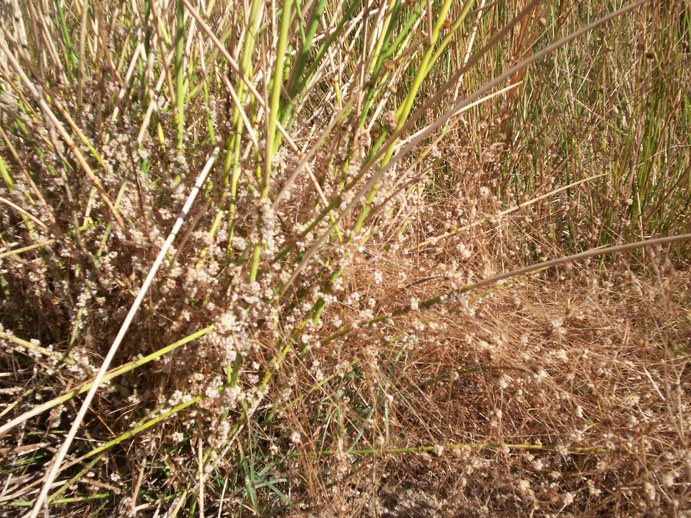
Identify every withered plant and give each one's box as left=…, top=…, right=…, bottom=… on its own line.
left=0, top=0, right=689, bottom=516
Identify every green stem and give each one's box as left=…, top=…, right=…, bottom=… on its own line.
left=174, top=0, right=186, bottom=166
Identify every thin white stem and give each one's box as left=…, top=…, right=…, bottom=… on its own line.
left=0, top=197, right=49, bottom=230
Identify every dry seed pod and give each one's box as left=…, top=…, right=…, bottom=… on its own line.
left=383, top=111, right=397, bottom=132
left=538, top=17, right=548, bottom=27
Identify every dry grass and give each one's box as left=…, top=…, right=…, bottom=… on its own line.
left=278, top=191, right=690, bottom=517
left=0, top=0, right=689, bottom=516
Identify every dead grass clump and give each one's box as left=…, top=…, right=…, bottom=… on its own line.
left=282, top=253, right=689, bottom=516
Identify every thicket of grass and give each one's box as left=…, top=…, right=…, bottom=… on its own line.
left=0, top=0, right=689, bottom=516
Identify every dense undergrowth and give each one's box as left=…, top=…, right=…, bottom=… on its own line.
left=0, top=0, right=689, bottom=516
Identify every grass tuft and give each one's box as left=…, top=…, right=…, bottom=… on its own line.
left=0, top=0, right=689, bottom=516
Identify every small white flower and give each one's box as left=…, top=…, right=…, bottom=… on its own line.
left=661, top=472, right=676, bottom=487
left=587, top=479, right=602, bottom=496
left=643, top=481, right=656, bottom=501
